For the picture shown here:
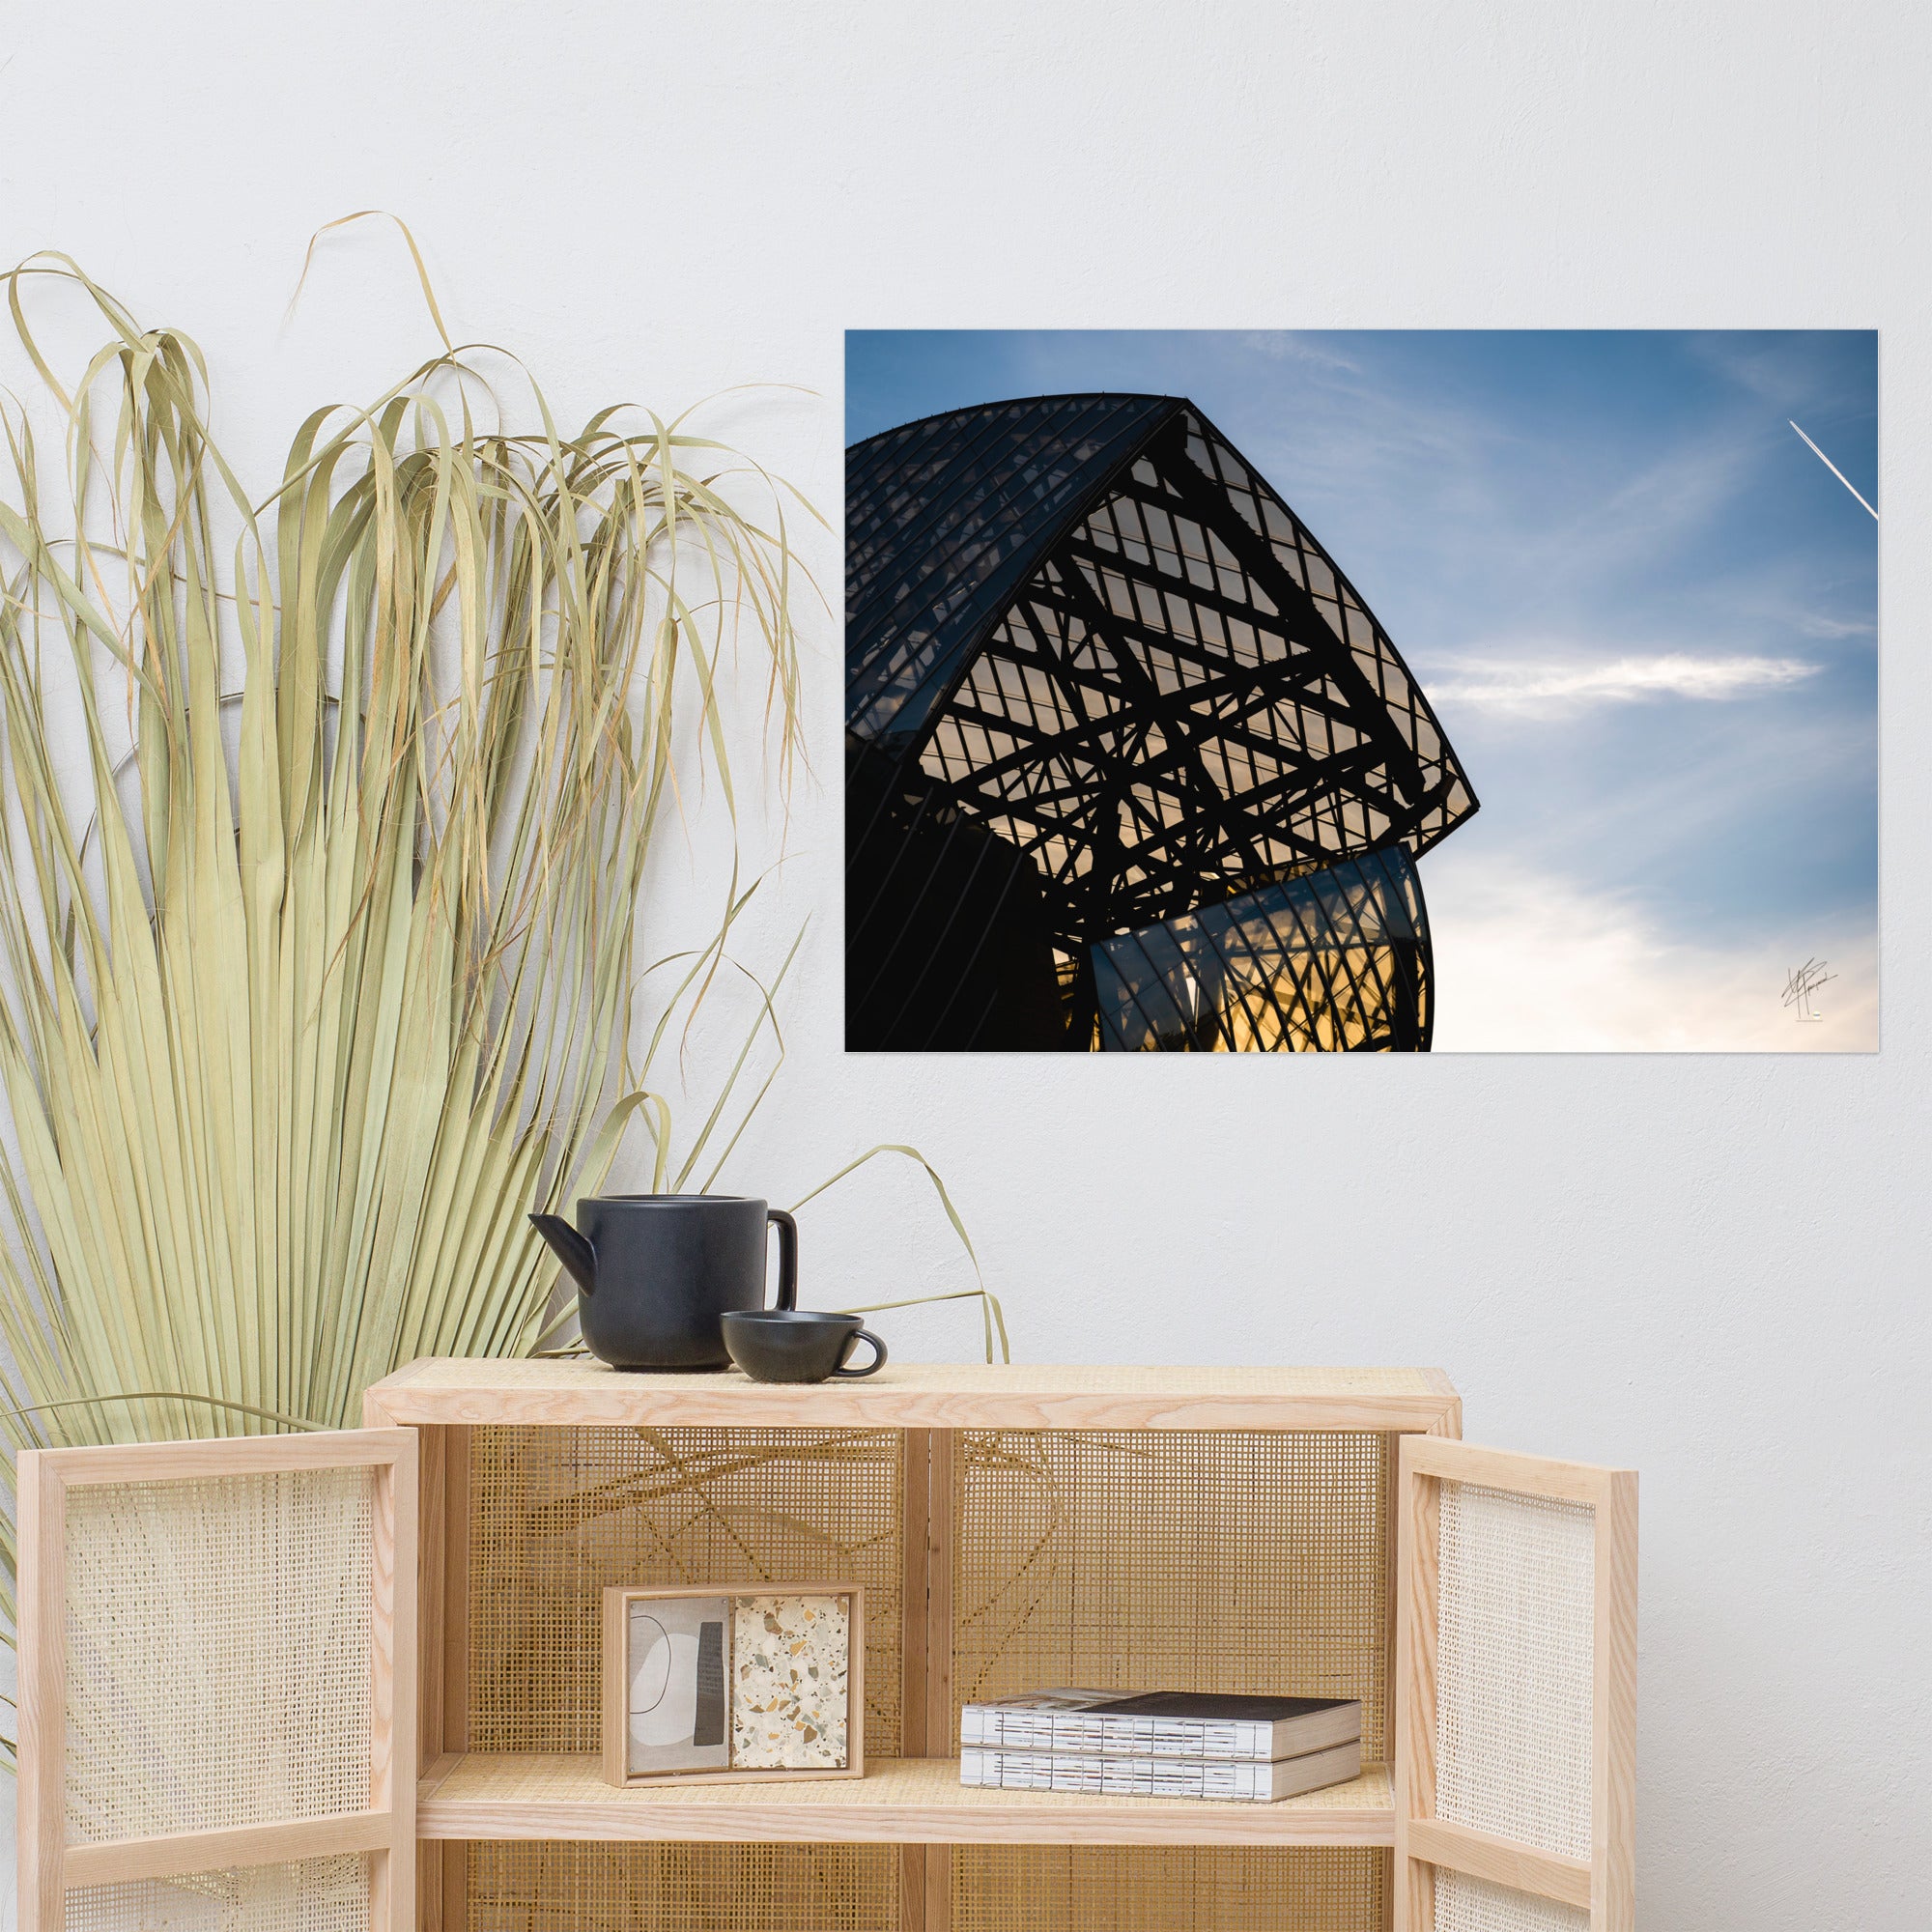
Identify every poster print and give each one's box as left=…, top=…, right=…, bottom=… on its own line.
left=844, top=331, right=1876, bottom=1053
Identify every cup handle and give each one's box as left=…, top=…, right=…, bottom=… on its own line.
left=832, top=1328, right=887, bottom=1378
left=767, top=1208, right=798, bottom=1311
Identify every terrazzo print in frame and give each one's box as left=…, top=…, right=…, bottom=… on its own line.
left=731, top=1593, right=854, bottom=1770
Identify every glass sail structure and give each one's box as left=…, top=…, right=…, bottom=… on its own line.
left=845, top=393, right=1478, bottom=1052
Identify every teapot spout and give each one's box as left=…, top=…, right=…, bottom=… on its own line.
left=529, top=1212, right=598, bottom=1296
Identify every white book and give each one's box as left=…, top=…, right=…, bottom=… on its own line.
left=958, top=1737, right=1363, bottom=1804
left=959, top=1689, right=1361, bottom=1762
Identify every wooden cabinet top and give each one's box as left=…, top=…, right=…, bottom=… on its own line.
left=364, top=1358, right=1461, bottom=1433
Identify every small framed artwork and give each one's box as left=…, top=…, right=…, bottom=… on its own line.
left=601, top=1583, right=865, bottom=1787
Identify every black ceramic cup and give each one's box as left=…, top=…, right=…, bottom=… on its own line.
left=720, top=1310, right=888, bottom=1384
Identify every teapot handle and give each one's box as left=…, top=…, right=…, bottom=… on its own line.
left=767, top=1208, right=798, bottom=1311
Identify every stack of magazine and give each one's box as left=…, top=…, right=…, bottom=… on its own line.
left=958, top=1689, right=1362, bottom=1803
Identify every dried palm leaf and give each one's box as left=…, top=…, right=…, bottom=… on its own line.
left=0, top=246, right=827, bottom=1764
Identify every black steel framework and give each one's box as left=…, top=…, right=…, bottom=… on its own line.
left=846, top=394, right=1478, bottom=1052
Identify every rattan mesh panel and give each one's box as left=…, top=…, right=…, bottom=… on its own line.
left=953, top=1846, right=1386, bottom=1932
left=953, top=1431, right=1391, bottom=1757
left=64, top=1856, right=370, bottom=1931
left=1435, top=1481, right=1595, bottom=1861
left=63, top=1470, right=374, bottom=1841
left=1434, top=1870, right=1589, bottom=1932
left=469, top=1427, right=902, bottom=1756
left=467, top=1841, right=898, bottom=1932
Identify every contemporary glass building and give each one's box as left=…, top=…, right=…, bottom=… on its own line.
left=846, top=394, right=1478, bottom=1051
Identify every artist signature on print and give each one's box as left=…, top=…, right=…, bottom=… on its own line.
left=1782, top=958, right=1836, bottom=1022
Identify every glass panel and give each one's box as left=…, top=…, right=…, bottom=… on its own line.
left=1093, top=849, right=1430, bottom=1053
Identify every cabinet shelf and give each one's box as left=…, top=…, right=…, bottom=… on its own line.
left=415, top=1752, right=1395, bottom=1848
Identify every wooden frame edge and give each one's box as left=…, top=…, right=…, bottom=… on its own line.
left=1406, top=1816, right=1592, bottom=1911
left=17, top=1451, right=66, bottom=1932
left=1392, top=1432, right=1439, bottom=1932
left=62, top=1810, right=391, bottom=1889
left=1402, top=1435, right=1629, bottom=1507
left=601, top=1586, right=630, bottom=1786
left=901, top=1426, right=954, bottom=1932
left=365, top=1395, right=466, bottom=1932
left=925, top=1430, right=956, bottom=1761
left=900, top=1430, right=932, bottom=1764
left=1595, top=1468, right=1639, bottom=1932
left=374, top=1430, right=418, bottom=1932
left=41, top=1428, right=412, bottom=1485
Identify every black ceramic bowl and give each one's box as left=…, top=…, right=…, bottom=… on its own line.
left=721, top=1310, right=887, bottom=1383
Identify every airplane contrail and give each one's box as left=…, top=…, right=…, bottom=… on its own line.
left=1788, top=419, right=1878, bottom=520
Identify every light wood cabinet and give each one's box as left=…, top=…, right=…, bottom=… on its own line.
left=17, top=1362, right=1635, bottom=1932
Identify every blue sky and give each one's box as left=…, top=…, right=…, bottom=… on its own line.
left=846, top=330, right=1878, bottom=1050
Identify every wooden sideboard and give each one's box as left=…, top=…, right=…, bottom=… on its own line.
left=15, top=1360, right=1634, bottom=1932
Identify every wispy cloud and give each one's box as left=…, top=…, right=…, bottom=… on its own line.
left=1428, top=857, right=1876, bottom=1052
left=1422, top=651, right=1819, bottom=716
left=1235, top=331, right=1363, bottom=374
left=1788, top=611, right=1874, bottom=640
left=1228, top=346, right=1771, bottom=602
left=1689, top=331, right=1869, bottom=414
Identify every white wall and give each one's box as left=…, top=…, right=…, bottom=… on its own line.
left=4, top=2, right=1927, bottom=1925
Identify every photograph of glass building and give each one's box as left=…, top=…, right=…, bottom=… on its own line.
left=845, top=393, right=1480, bottom=1052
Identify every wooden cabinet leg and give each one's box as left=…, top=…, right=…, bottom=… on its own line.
left=924, top=1844, right=951, bottom=1932
left=417, top=1842, right=466, bottom=1932
left=900, top=1846, right=926, bottom=1932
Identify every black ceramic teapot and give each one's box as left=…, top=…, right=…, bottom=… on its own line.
left=529, top=1194, right=797, bottom=1371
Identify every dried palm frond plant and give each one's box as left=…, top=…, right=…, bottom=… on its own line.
left=0, top=241, right=1001, bottom=1767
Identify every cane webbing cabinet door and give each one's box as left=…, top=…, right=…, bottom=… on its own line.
left=15, top=1428, right=418, bottom=1932
left=1394, top=1438, right=1637, bottom=1932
